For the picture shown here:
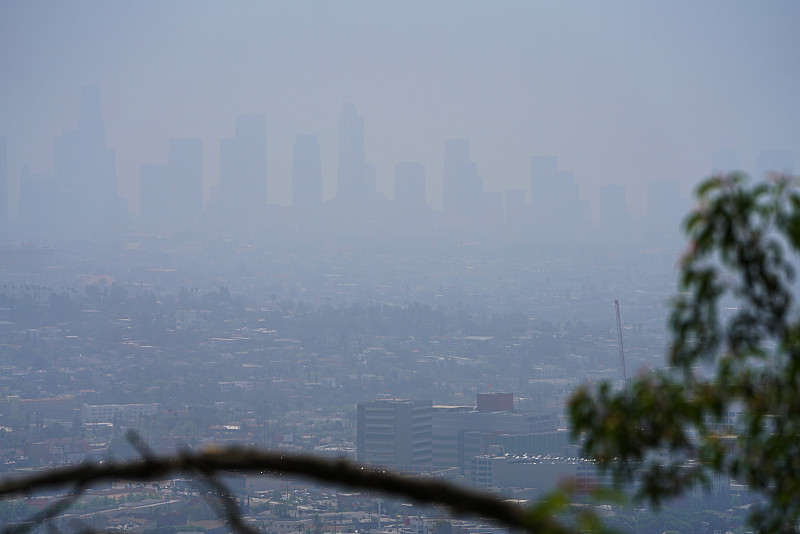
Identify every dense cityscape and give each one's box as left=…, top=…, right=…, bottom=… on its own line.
left=0, top=229, right=724, bottom=533
left=0, top=82, right=795, bottom=534
left=2, top=2, right=799, bottom=533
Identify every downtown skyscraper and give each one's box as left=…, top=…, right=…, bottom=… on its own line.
left=530, top=156, right=588, bottom=239
left=18, top=86, right=127, bottom=234
left=216, top=114, right=267, bottom=229
left=443, top=139, right=482, bottom=217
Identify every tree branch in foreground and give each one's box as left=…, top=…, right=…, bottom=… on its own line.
left=0, top=446, right=575, bottom=534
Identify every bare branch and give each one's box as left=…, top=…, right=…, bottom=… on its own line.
left=0, top=447, right=570, bottom=533
left=124, top=429, right=155, bottom=460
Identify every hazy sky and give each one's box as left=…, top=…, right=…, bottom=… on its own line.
left=1, top=1, right=799, bottom=216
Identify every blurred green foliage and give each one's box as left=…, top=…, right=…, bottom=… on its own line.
left=570, top=173, right=800, bottom=533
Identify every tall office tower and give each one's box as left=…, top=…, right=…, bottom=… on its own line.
left=755, top=149, right=794, bottom=178
left=357, top=399, right=433, bottom=470
left=53, top=86, right=127, bottom=231
left=0, top=136, right=6, bottom=228
left=711, top=150, right=739, bottom=174
left=597, top=184, right=633, bottom=243
left=443, top=139, right=482, bottom=216
left=394, top=162, right=426, bottom=208
left=337, top=104, right=366, bottom=203
left=432, top=404, right=564, bottom=471
left=140, top=138, right=203, bottom=229
left=530, top=156, right=586, bottom=238
left=292, top=134, right=322, bottom=211
left=219, top=115, right=267, bottom=226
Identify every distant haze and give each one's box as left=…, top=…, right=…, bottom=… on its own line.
left=1, top=1, right=799, bottom=216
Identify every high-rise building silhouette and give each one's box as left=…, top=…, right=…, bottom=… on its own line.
left=432, top=404, right=564, bottom=471
left=292, top=134, right=322, bottom=211
left=394, top=162, right=426, bottom=208
left=18, top=86, right=126, bottom=234
left=54, top=86, right=114, bottom=198
left=443, top=139, right=482, bottom=216
left=357, top=399, right=433, bottom=470
left=530, top=156, right=587, bottom=238
left=53, top=86, right=127, bottom=231
left=140, top=138, right=203, bottom=229
left=337, top=104, right=367, bottom=203
left=218, top=115, right=267, bottom=226
left=0, top=136, right=7, bottom=228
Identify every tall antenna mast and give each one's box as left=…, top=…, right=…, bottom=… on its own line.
left=615, top=300, right=628, bottom=385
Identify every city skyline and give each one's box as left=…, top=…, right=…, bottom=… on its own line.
left=1, top=4, right=798, bottom=529
left=2, top=2, right=799, bottom=220
left=1, top=85, right=798, bottom=244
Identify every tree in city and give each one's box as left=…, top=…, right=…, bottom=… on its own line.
left=1, top=172, right=799, bottom=534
